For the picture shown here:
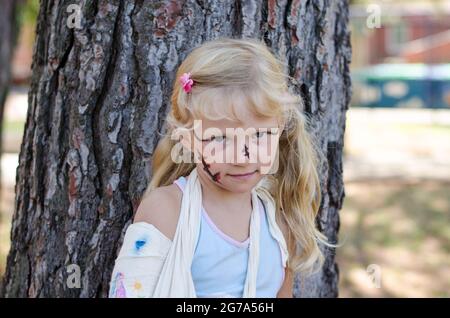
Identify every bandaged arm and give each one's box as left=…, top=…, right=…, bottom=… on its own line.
left=108, top=222, right=172, bottom=298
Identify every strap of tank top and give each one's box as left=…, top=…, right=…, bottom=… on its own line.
left=257, top=196, right=266, bottom=215
left=173, top=176, right=187, bottom=193
left=176, top=176, right=266, bottom=215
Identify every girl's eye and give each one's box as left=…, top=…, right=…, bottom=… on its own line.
left=255, top=130, right=274, bottom=138
left=255, top=131, right=267, bottom=138
left=213, top=135, right=225, bottom=142
left=203, top=135, right=227, bottom=143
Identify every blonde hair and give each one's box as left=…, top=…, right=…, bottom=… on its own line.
left=145, top=37, right=332, bottom=276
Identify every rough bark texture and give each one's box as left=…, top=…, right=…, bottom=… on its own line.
left=1, top=0, right=350, bottom=298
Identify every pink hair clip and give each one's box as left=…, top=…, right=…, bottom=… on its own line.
left=179, top=72, right=194, bottom=93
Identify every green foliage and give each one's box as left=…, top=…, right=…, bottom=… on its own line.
left=17, top=0, right=39, bottom=28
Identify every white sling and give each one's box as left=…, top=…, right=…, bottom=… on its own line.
left=109, top=167, right=288, bottom=298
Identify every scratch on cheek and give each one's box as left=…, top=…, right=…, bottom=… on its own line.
left=244, top=145, right=250, bottom=159
left=200, top=154, right=221, bottom=184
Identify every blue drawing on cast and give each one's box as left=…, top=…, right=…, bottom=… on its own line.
left=135, top=237, right=148, bottom=252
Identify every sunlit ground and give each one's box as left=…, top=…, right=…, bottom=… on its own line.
left=338, top=107, right=450, bottom=297
left=0, top=87, right=26, bottom=277
left=0, top=164, right=15, bottom=277
left=337, top=180, right=450, bottom=297
left=0, top=88, right=449, bottom=297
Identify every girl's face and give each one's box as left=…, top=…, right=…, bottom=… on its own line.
left=180, top=107, right=282, bottom=193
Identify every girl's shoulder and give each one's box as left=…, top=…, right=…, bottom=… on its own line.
left=133, top=183, right=182, bottom=242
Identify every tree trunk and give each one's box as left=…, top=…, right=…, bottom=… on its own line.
left=1, top=0, right=350, bottom=298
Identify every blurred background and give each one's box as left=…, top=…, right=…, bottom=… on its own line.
left=0, top=0, right=448, bottom=297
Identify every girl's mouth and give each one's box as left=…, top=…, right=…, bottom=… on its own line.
left=227, top=170, right=257, bottom=180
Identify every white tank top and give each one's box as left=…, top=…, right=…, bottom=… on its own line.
left=174, top=175, right=285, bottom=298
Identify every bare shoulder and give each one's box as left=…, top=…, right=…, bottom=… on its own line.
left=133, top=183, right=182, bottom=241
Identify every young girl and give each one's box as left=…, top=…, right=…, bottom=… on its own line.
left=108, top=37, right=329, bottom=298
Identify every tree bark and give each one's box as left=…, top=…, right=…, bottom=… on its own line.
left=1, top=0, right=350, bottom=298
